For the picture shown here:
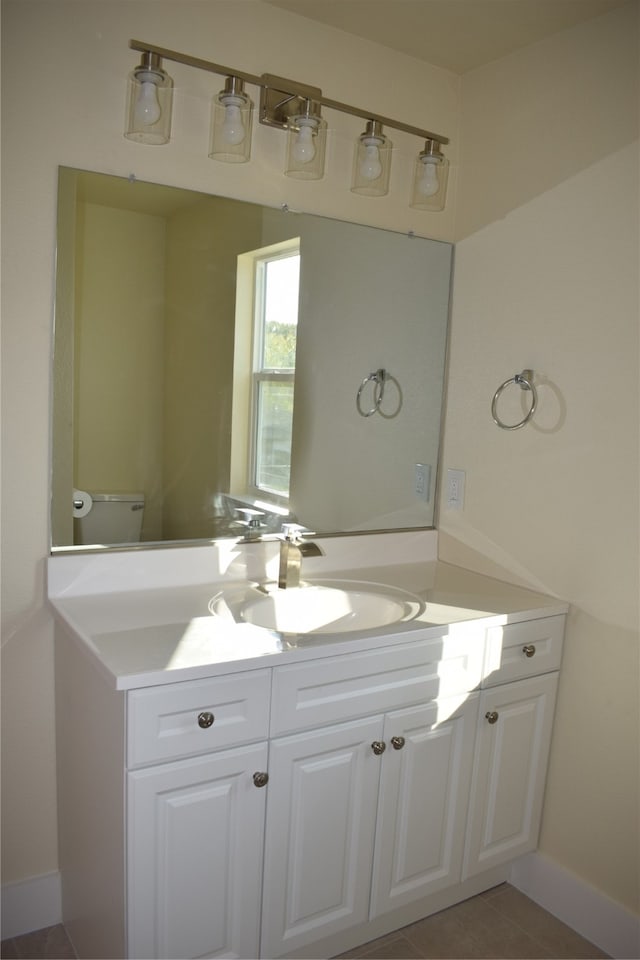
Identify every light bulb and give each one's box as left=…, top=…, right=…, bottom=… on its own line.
left=292, top=122, right=316, bottom=164
left=134, top=79, right=161, bottom=127
left=221, top=101, right=245, bottom=145
left=351, top=122, right=390, bottom=196
left=360, top=142, right=382, bottom=180
left=418, top=159, right=440, bottom=197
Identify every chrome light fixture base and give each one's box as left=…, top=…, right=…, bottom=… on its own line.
left=259, top=74, right=323, bottom=129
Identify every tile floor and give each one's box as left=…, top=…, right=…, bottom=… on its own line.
left=0, top=884, right=609, bottom=959
left=336, top=885, right=609, bottom=959
left=0, top=924, right=76, bottom=960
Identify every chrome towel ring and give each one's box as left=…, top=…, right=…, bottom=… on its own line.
left=491, top=369, right=538, bottom=430
left=356, top=369, right=402, bottom=418
left=357, top=369, right=386, bottom=417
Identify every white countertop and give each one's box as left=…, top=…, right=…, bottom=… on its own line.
left=48, top=538, right=567, bottom=691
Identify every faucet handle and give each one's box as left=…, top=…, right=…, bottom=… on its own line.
left=235, top=508, right=266, bottom=540
left=281, top=522, right=315, bottom=541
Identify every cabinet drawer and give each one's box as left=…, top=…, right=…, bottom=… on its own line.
left=271, top=634, right=483, bottom=735
left=127, top=669, right=271, bottom=768
left=482, top=615, right=564, bottom=687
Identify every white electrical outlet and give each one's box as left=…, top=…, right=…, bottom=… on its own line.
left=446, top=468, right=465, bottom=510
left=414, top=463, right=431, bottom=501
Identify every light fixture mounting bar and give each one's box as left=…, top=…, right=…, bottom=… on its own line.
left=129, top=39, right=449, bottom=146
left=129, top=39, right=263, bottom=88
left=319, top=94, right=447, bottom=144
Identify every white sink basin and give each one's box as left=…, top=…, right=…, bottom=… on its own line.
left=213, top=580, right=425, bottom=636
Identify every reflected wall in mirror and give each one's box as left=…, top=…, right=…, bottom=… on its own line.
left=51, top=167, right=452, bottom=550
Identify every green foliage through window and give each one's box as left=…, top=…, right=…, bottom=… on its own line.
left=264, top=321, right=297, bottom=369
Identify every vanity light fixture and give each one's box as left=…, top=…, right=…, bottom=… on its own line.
left=124, top=40, right=450, bottom=210
left=285, top=100, right=327, bottom=180
left=351, top=120, right=392, bottom=197
left=410, top=138, right=450, bottom=212
left=259, top=73, right=327, bottom=179
left=209, top=76, right=253, bottom=163
left=124, top=51, right=173, bottom=145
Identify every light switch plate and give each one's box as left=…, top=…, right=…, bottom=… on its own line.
left=446, top=468, right=465, bottom=510
left=414, top=463, right=431, bottom=501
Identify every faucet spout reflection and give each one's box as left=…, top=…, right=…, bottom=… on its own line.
left=278, top=524, right=324, bottom=589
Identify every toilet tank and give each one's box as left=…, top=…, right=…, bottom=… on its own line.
left=76, top=493, right=145, bottom=545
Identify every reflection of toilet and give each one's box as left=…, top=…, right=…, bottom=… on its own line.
left=75, top=492, right=145, bottom=545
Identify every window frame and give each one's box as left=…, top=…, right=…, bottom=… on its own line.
left=231, top=238, right=300, bottom=508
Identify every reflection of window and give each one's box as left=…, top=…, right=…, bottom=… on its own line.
left=250, top=245, right=300, bottom=500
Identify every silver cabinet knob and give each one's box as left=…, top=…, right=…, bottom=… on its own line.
left=522, top=644, right=536, bottom=658
left=253, top=771, right=269, bottom=788
left=485, top=711, right=499, bottom=725
left=390, top=736, right=406, bottom=750
left=197, top=711, right=215, bottom=729
left=371, top=740, right=386, bottom=756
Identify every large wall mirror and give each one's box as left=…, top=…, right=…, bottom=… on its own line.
left=51, top=166, right=452, bottom=550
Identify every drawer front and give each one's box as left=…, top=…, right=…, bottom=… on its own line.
left=271, top=634, right=483, bottom=736
left=482, top=615, right=564, bottom=687
left=127, top=669, right=271, bottom=768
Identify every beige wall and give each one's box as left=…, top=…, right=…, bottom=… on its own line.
left=51, top=170, right=78, bottom=546
left=290, top=216, right=451, bottom=531
left=1, top=0, right=638, bottom=924
left=0, top=0, right=458, bottom=887
left=163, top=197, right=263, bottom=539
left=75, top=202, right=166, bottom=541
left=441, top=2, right=639, bottom=911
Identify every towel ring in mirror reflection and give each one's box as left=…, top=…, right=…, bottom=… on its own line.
left=491, top=369, right=538, bottom=430
left=356, top=369, right=402, bottom=418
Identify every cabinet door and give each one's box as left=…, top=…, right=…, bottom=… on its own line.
left=370, top=694, right=479, bottom=918
left=128, top=741, right=268, bottom=959
left=261, top=717, right=383, bottom=958
left=463, top=673, right=558, bottom=879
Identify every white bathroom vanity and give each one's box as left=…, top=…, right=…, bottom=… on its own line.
left=49, top=533, right=567, bottom=959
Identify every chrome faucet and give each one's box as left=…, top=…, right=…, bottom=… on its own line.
left=278, top=524, right=324, bottom=589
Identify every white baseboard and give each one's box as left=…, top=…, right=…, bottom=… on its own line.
left=1, top=871, right=62, bottom=940
left=510, top=852, right=640, bottom=959
left=4, top=857, right=637, bottom=956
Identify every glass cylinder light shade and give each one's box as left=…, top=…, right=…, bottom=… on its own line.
left=285, top=102, right=327, bottom=180
left=209, top=77, right=253, bottom=163
left=410, top=139, right=449, bottom=212
left=125, top=53, right=173, bottom=145
left=351, top=121, right=392, bottom=197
